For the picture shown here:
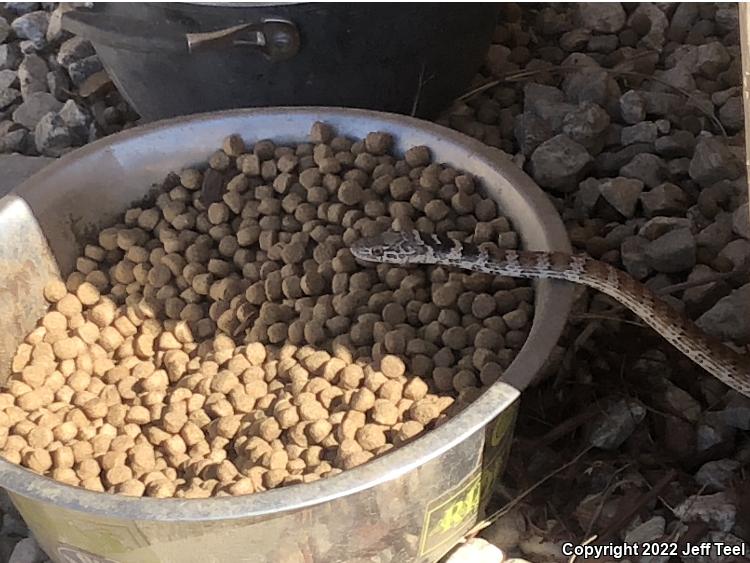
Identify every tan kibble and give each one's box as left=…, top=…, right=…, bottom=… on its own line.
left=371, top=399, right=399, bottom=426
left=57, top=293, right=82, bottom=317
left=23, top=448, right=52, bottom=472
left=43, top=279, right=68, bottom=303
left=350, top=388, right=376, bottom=412
left=408, top=399, right=442, bottom=426
left=355, top=424, right=386, bottom=451
left=379, top=355, right=405, bottom=379
left=76, top=282, right=100, bottom=306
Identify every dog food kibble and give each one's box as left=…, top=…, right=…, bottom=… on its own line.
left=0, top=123, right=532, bottom=498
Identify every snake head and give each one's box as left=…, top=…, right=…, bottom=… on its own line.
left=350, top=229, right=434, bottom=265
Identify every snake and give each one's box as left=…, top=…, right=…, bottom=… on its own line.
left=350, top=229, right=750, bottom=398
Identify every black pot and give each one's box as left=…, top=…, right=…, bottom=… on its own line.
left=63, top=3, right=498, bottom=122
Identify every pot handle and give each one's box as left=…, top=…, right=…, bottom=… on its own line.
left=186, top=20, right=299, bottom=61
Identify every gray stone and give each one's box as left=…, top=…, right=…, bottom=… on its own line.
left=599, top=176, right=643, bottom=218
left=717, top=392, right=750, bottom=431
left=640, top=183, right=689, bottom=217
left=529, top=134, right=592, bottom=192
left=0, top=127, right=28, bottom=153
left=0, top=154, right=52, bottom=197
left=559, top=29, right=591, bottom=52
left=620, top=90, right=646, bottom=124
left=0, top=16, right=9, bottom=43
left=0, top=87, right=20, bottom=109
left=621, top=121, right=657, bottom=146
left=719, top=97, right=744, bottom=132
left=629, top=3, right=668, bottom=51
left=561, top=101, right=610, bottom=150
left=696, top=216, right=733, bottom=253
left=56, top=36, right=95, bottom=69
left=444, top=538, right=503, bottom=563
left=654, top=130, right=695, bottom=158
left=621, top=236, right=651, bottom=280
left=575, top=177, right=602, bottom=213
left=577, top=2, right=626, bottom=33
left=595, top=143, right=653, bottom=175
left=668, top=2, right=699, bottom=41
left=0, top=43, right=22, bottom=71
left=10, top=11, right=49, bottom=50
left=695, top=41, right=731, bottom=79
left=8, top=537, right=44, bottom=563
left=514, top=112, right=554, bottom=156
left=624, top=516, right=665, bottom=544
left=695, top=459, right=740, bottom=492
left=732, top=203, right=750, bottom=239
left=655, top=65, right=696, bottom=94
left=645, top=228, right=696, bottom=273
left=12, top=91, right=62, bottom=129
left=683, top=265, right=731, bottom=315
left=45, top=4, right=72, bottom=44
left=0, top=69, right=18, bottom=91
left=587, top=399, right=646, bottom=450
left=674, top=492, right=736, bottom=533
left=481, top=510, right=525, bottom=550
left=46, top=67, right=69, bottom=100
left=34, top=111, right=71, bottom=156
left=712, top=86, right=741, bottom=107
left=640, top=91, right=682, bottom=116
left=66, top=55, right=103, bottom=87
left=697, top=282, right=750, bottom=342
left=716, top=6, right=740, bottom=35
left=17, top=54, right=48, bottom=99
left=718, top=239, right=750, bottom=268
left=563, top=66, right=620, bottom=110
left=689, top=136, right=742, bottom=187
left=5, top=3, right=41, bottom=15
left=638, top=216, right=693, bottom=240
left=620, top=153, right=666, bottom=188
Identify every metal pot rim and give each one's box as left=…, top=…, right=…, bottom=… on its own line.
left=0, top=107, right=574, bottom=521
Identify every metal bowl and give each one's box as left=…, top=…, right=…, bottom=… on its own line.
left=0, top=107, right=574, bottom=563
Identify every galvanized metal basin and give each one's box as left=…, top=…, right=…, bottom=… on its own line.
left=0, top=108, right=574, bottom=563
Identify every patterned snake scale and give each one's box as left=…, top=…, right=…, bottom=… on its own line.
left=350, top=229, right=750, bottom=398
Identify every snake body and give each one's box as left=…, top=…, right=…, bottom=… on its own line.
left=350, top=229, right=750, bottom=397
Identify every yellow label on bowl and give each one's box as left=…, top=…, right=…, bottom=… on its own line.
left=418, top=401, right=519, bottom=558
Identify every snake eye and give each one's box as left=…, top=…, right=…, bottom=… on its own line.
left=372, top=248, right=384, bottom=257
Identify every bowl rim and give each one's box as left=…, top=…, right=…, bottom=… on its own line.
left=0, top=106, right=574, bottom=521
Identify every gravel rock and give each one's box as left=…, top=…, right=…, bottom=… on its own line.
left=629, top=3, right=668, bottom=51
left=719, top=96, right=744, bottom=132
left=575, top=177, right=602, bottom=213
left=732, top=202, right=750, bottom=239
left=599, top=176, right=643, bottom=218
left=674, top=492, right=736, bottom=533
left=621, top=235, right=651, bottom=280
left=66, top=55, right=103, bottom=87
left=587, top=399, right=646, bottom=450
left=695, top=41, right=731, bottom=79
left=56, top=36, right=95, bottom=68
left=682, top=266, right=731, bottom=316
left=561, top=101, right=610, bottom=151
left=481, top=510, right=526, bottom=550
left=620, top=90, right=646, bottom=124
left=8, top=537, right=44, bottom=563
left=620, top=153, right=666, bottom=188
left=0, top=87, right=21, bottom=109
left=697, top=282, right=750, bottom=342
left=639, top=216, right=692, bottom=240
left=46, top=67, right=68, bottom=100
left=668, top=3, right=700, bottom=42
left=641, top=182, right=689, bottom=217
left=0, top=16, right=10, bottom=44
left=718, top=238, right=750, bottom=269
left=695, top=459, right=740, bottom=492
left=17, top=54, right=47, bottom=99
left=576, top=3, right=626, bottom=33
left=0, top=43, right=22, bottom=71
left=696, top=216, right=733, bottom=253
left=689, top=136, right=742, bottom=187
left=645, top=228, right=696, bottom=273
left=640, top=91, right=682, bottom=117
left=10, top=11, right=49, bottom=50
left=34, top=109, right=71, bottom=156
left=624, top=516, right=665, bottom=544
left=529, top=134, right=592, bottom=191
left=0, top=125, right=28, bottom=153
left=621, top=121, right=657, bottom=145
left=444, top=538, right=503, bottom=563
left=712, top=393, right=750, bottom=430
left=12, top=91, right=61, bottom=128
left=654, top=130, right=695, bottom=158
left=0, top=69, right=17, bottom=91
